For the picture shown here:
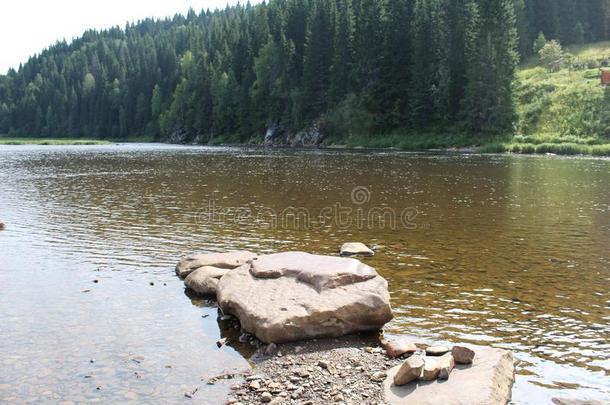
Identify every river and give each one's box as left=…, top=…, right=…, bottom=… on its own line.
left=0, top=144, right=608, bottom=404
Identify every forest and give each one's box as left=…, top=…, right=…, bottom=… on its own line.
left=0, top=0, right=609, bottom=144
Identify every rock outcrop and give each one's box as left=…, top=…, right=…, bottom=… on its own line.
left=216, top=252, right=393, bottom=343
left=383, top=348, right=515, bottom=405
left=175, top=251, right=257, bottom=278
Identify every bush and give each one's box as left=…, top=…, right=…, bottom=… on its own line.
left=539, top=40, right=565, bottom=72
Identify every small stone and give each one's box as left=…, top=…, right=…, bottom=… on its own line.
left=340, top=242, right=374, bottom=256
left=296, top=369, right=310, bottom=378
left=370, top=371, right=387, bottom=382
left=381, top=339, right=418, bottom=358
left=438, top=354, right=455, bottom=379
left=249, top=381, right=261, bottom=390
left=318, top=360, right=330, bottom=369
left=261, top=392, right=273, bottom=402
left=421, top=358, right=440, bottom=381
left=264, top=342, right=278, bottom=356
left=452, top=346, right=475, bottom=364
left=268, top=382, right=281, bottom=389
left=426, top=346, right=450, bottom=356
left=216, top=338, right=228, bottom=348
left=394, top=355, right=425, bottom=386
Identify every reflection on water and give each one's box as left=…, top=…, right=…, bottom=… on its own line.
left=0, top=144, right=609, bottom=404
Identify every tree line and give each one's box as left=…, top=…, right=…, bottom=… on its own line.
left=0, top=0, right=608, bottom=142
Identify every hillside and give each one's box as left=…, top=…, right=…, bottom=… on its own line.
left=0, top=0, right=609, bottom=152
left=482, top=42, right=610, bottom=156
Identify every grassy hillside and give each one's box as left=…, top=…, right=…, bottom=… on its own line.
left=483, top=41, right=610, bottom=156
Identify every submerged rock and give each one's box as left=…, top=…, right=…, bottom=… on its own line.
left=184, top=266, right=229, bottom=296
left=384, top=348, right=515, bottom=405
left=175, top=251, right=257, bottom=278
left=393, top=355, right=425, bottom=386
left=340, top=242, right=374, bottom=257
left=0, top=221, right=5, bottom=231
left=217, top=252, right=393, bottom=343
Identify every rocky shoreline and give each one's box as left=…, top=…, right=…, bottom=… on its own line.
left=225, top=335, right=402, bottom=405
left=175, top=249, right=516, bottom=404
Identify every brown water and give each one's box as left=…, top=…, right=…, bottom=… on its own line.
left=0, top=144, right=608, bottom=404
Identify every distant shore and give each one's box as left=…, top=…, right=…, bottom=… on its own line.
left=2, top=135, right=610, bottom=157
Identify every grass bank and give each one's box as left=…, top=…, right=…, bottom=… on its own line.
left=493, top=41, right=610, bottom=156
left=317, top=42, right=610, bottom=156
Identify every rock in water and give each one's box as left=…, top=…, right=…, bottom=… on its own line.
left=452, top=346, right=475, bottom=365
left=438, top=353, right=455, bottom=379
left=381, top=338, right=418, bottom=358
left=425, top=346, right=450, bottom=356
left=393, top=355, right=425, bottom=386
left=175, top=251, right=257, bottom=278
left=217, top=252, right=393, bottom=343
left=184, top=266, right=229, bottom=296
left=383, top=348, right=515, bottom=405
left=0, top=222, right=5, bottom=231
left=340, top=242, right=374, bottom=257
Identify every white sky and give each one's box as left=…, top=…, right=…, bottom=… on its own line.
left=0, top=0, right=263, bottom=74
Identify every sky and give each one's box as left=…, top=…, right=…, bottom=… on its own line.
left=0, top=0, right=263, bottom=74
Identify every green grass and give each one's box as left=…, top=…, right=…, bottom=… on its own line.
left=0, top=137, right=111, bottom=145
left=326, top=131, right=509, bottom=151
left=475, top=41, right=610, bottom=156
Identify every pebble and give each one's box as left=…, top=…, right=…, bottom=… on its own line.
left=261, top=392, right=273, bottom=402
left=370, top=371, right=387, bottom=382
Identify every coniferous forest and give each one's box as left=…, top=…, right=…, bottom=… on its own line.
left=0, top=0, right=609, bottom=143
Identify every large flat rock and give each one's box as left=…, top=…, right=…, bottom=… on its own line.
left=217, top=252, right=393, bottom=343
left=383, top=348, right=515, bottom=405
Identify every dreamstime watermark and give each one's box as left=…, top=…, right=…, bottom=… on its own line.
left=195, top=186, right=425, bottom=231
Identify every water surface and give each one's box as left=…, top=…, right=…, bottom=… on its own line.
left=0, top=144, right=608, bottom=404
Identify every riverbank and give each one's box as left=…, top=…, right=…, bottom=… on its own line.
left=224, top=335, right=403, bottom=404
left=0, top=137, right=111, bottom=145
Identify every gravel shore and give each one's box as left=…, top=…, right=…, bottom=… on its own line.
left=224, top=334, right=406, bottom=405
